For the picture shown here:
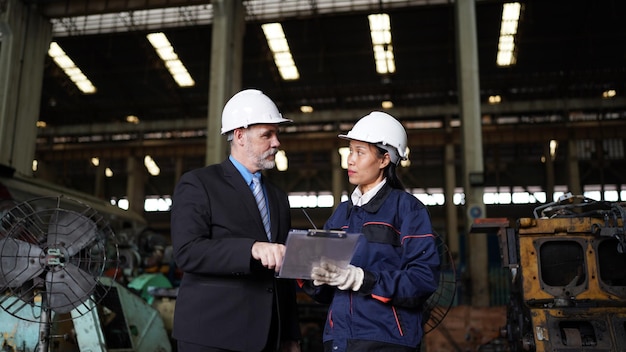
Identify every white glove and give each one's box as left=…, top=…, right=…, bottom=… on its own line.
left=311, top=261, right=364, bottom=291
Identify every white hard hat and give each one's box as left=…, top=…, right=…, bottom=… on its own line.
left=339, top=111, right=408, bottom=164
left=221, top=89, right=292, bottom=135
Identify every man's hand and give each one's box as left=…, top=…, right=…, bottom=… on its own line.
left=251, top=242, right=286, bottom=272
left=311, top=261, right=364, bottom=291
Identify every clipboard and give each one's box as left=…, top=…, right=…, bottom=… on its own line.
left=278, top=229, right=361, bottom=279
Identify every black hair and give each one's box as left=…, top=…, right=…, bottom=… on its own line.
left=375, top=146, right=406, bottom=190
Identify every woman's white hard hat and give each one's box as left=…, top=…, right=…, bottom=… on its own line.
left=339, top=111, right=408, bottom=164
left=221, top=89, right=292, bottom=135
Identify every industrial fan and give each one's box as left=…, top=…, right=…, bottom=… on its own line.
left=422, top=232, right=457, bottom=334
left=0, top=195, right=119, bottom=351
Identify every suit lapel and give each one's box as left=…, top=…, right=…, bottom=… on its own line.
left=221, top=159, right=270, bottom=242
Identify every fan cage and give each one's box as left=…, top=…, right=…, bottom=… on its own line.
left=423, top=234, right=457, bottom=334
left=0, top=196, right=120, bottom=322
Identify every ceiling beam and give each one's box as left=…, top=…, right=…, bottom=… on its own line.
left=35, top=120, right=626, bottom=161
left=37, top=97, right=626, bottom=137
left=37, top=0, right=451, bottom=20
left=36, top=0, right=212, bottom=18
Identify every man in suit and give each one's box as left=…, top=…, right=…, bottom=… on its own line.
left=171, top=89, right=301, bottom=352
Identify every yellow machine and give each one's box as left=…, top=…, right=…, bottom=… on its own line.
left=472, top=194, right=626, bottom=351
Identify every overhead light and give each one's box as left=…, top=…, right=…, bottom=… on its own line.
left=602, top=89, right=616, bottom=98
left=36, top=121, right=47, bottom=128
left=338, top=147, right=350, bottom=170
left=400, top=147, right=411, bottom=167
left=144, top=155, right=160, bottom=176
left=32, top=160, right=38, bottom=172
left=91, top=157, right=100, bottom=166
left=549, top=140, right=558, bottom=161
left=48, top=42, right=97, bottom=94
left=146, top=32, right=195, bottom=87
left=126, top=115, right=140, bottom=124
left=368, top=13, right=395, bottom=74
left=105, top=167, right=114, bottom=177
left=381, top=100, right=393, bottom=109
left=496, top=2, right=522, bottom=67
left=275, top=150, right=288, bottom=171
left=261, top=22, right=300, bottom=80
left=300, top=105, right=313, bottom=113
left=488, top=95, right=502, bottom=104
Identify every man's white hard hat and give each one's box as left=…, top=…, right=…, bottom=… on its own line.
left=221, top=89, right=292, bottom=135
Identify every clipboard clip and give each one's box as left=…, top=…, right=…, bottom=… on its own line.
left=306, top=229, right=347, bottom=238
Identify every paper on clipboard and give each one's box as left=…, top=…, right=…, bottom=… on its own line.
left=278, top=229, right=361, bottom=279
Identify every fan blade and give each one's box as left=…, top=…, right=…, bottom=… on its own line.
left=0, top=238, right=44, bottom=288
left=47, top=212, right=98, bottom=256
left=46, top=263, right=97, bottom=314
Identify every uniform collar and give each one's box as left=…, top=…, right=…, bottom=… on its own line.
left=351, top=178, right=387, bottom=206
left=347, top=182, right=393, bottom=215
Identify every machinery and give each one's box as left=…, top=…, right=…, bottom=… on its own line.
left=0, top=172, right=172, bottom=352
left=472, top=193, right=626, bottom=351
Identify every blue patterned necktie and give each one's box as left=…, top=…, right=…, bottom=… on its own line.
left=252, top=175, right=271, bottom=241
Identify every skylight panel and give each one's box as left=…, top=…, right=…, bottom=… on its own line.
left=262, top=22, right=300, bottom=80
left=146, top=32, right=195, bottom=87
left=368, top=13, right=395, bottom=74
left=48, top=42, right=96, bottom=94
left=496, top=2, right=522, bottom=67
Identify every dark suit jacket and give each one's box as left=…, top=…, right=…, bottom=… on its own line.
left=171, top=159, right=300, bottom=351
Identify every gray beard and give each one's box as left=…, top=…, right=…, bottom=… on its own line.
left=243, top=131, right=277, bottom=170
left=249, top=147, right=277, bottom=170
left=258, top=154, right=276, bottom=170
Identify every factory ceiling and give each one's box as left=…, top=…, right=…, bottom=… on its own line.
left=5, top=0, right=621, bottom=231
left=29, top=0, right=626, bottom=133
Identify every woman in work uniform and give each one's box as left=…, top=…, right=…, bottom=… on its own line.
left=301, top=111, right=440, bottom=352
